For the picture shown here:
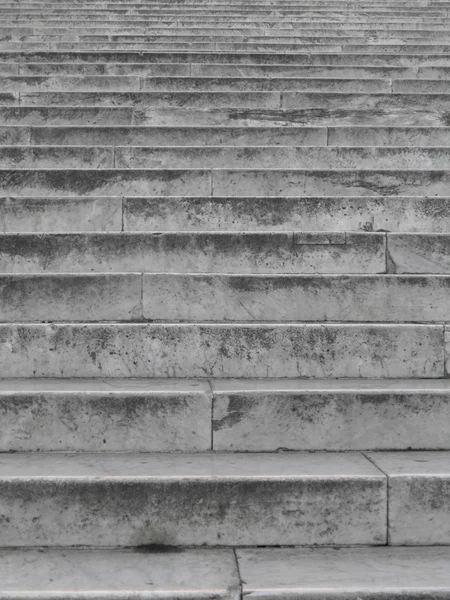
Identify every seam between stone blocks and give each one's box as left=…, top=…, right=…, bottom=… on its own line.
left=139, top=273, right=144, bottom=321
left=363, top=452, right=390, bottom=546
left=206, top=379, right=214, bottom=451
left=233, top=547, right=244, bottom=600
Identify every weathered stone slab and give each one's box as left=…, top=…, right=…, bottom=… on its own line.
left=211, top=169, right=450, bottom=197
left=143, top=274, right=450, bottom=322
left=20, top=91, right=281, bottom=108
left=388, top=234, right=450, bottom=273
left=0, top=106, right=134, bottom=126
left=0, top=549, right=240, bottom=600
left=0, top=232, right=386, bottom=274
left=0, top=273, right=142, bottom=321
left=368, top=452, right=450, bottom=545
left=0, top=169, right=211, bottom=196
left=237, top=547, right=450, bottom=599
left=30, top=125, right=327, bottom=147
left=0, top=197, right=122, bottom=232
left=0, top=452, right=386, bottom=546
left=0, top=146, right=114, bottom=168
left=123, top=196, right=450, bottom=233
left=0, top=379, right=211, bottom=452
left=0, top=323, right=442, bottom=378
left=212, top=379, right=450, bottom=451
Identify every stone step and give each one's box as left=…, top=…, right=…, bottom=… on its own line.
left=1, top=195, right=447, bottom=234
left=6, top=125, right=449, bottom=147
left=19, top=91, right=283, bottom=108
left=0, top=232, right=387, bottom=274
left=142, top=273, right=450, bottom=321
left=2, top=378, right=450, bottom=452
left=0, top=548, right=240, bottom=600
left=14, top=92, right=450, bottom=110
left=4, top=146, right=450, bottom=169
left=3, top=26, right=450, bottom=35
left=0, top=323, right=443, bottom=378
left=0, top=107, right=134, bottom=126
left=0, top=273, right=143, bottom=322
left=128, top=106, right=447, bottom=128
left=0, top=196, right=123, bottom=232
left=7, top=42, right=450, bottom=53
left=0, top=75, right=400, bottom=93
left=3, top=273, right=450, bottom=323
left=0, top=451, right=386, bottom=546
left=121, top=196, right=450, bottom=233
left=0, top=378, right=213, bottom=452
left=237, top=547, right=450, bottom=598
left=2, top=104, right=444, bottom=128
left=9, top=62, right=450, bottom=85
left=1, top=168, right=448, bottom=197
left=13, top=126, right=330, bottom=147
left=6, top=63, right=427, bottom=77
left=368, top=451, right=450, bottom=545
left=3, top=51, right=450, bottom=66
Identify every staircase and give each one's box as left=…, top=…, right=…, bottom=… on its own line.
left=1, top=0, right=450, bottom=595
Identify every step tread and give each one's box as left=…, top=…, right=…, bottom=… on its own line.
left=0, top=548, right=240, bottom=600
left=0, top=450, right=383, bottom=478
left=237, top=546, right=450, bottom=597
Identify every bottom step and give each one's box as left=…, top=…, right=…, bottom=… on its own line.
left=2, top=547, right=450, bottom=599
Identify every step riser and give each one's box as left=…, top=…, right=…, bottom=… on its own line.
left=3, top=147, right=450, bottom=169
left=8, top=92, right=450, bottom=109
left=3, top=385, right=450, bottom=452
left=0, top=197, right=123, bottom=232
left=0, top=452, right=386, bottom=547
left=3, top=274, right=449, bottom=323
left=121, top=196, right=450, bottom=234
left=369, top=452, right=450, bottom=545
left=0, top=107, right=447, bottom=127
left=213, top=390, right=450, bottom=451
left=0, top=390, right=212, bottom=452
left=1, top=169, right=448, bottom=197
left=0, top=324, right=443, bottom=378
left=2, top=196, right=448, bottom=234
left=4, top=52, right=450, bottom=65
left=0, top=232, right=387, bottom=274
left=142, top=274, right=450, bottom=322
left=3, top=126, right=450, bottom=148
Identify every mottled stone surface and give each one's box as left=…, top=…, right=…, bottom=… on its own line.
left=0, top=549, right=240, bottom=600
left=0, top=452, right=386, bottom=546
left=143, top=274, right=450, bottom=322
left=237, top=547, right=450, bottom=599
left=0, top=196, right=122, bottom=232
left=30, top=125, right=327, bottom=147
left=212, top=169, right=450, bottom=197
left=388, top=234, right=450, bottom=273
left=0, top=379, right=211, bottom=452
left=0, top=169, right=211, bottom=197
left=123, top=196, right=450, bottom=233
left=0, top=273, right=142, bottom=321
left=212, top=379, right=450, bottom=451
left=0, top=232, right=385, bottom=274
left=0, top=323, right=443, bottom=378
left=368, top=452, right=450, bottom=545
